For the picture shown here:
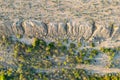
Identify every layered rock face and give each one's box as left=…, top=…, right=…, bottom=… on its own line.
left=0, top=19, right=119, bottom=42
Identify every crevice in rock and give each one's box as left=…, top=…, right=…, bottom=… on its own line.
left=65, top=20, right=69, bottom=35
left=64, top=23, right=67, bottom=34
left=87, top=20, right=97, bottom=41
left=12, top=19, right=25, bottom=37
left=109, top=24, right=114, bottom=37
left=92, top=21, right=97, bottom=35
left=20, top=20, right=25, bottom=35
left=43, top=22, right=48, bottom=36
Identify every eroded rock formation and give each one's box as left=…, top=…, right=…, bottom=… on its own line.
left=0, top=19, right=120, bottom=42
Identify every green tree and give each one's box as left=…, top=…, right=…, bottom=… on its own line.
left=0, top=72, right=6, bottom=80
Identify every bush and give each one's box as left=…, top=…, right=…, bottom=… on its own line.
left=0, top=71, right=6, bottom=80
left=90, top=42, right=95, bottom=47
left=70, top=43, right=76, bottom=48
left=48, top=42, right=55, bottom=49
left=77, top=42, right=82, bottom=47
left=1, top=36, right=120, bottom=80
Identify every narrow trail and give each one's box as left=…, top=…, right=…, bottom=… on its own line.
left=76, top=64, right=120, bottom=74
left=37, top=64, right=120, bottom=74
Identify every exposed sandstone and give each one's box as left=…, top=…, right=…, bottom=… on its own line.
left=47, top=22, right=58, bottom=36
left=22, top=20, right=47, bottom=38
left=12, top=20, right=24, bottom=36
left=58, top=22, right=67, bottom=36
left=0, top=19, right=119, bottom=43
left=112, top=26, right=120, bottom=41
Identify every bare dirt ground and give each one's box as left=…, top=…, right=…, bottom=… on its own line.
left=0, top=0, right=120, bottom=23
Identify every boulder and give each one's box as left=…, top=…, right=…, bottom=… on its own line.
left=91, top=22, right=111, bottom=40
left=67, top=21, right=73, bottom=36
left=12, top=20, right=24, bottom=37
left=111, top=24, right=120, bottom=41
left=47, top=22, right=58, bottom=36
left=58, top=22, right=67, bottom=35
left=22, top=20, right=47, bottom=38
left=83, top=22, right=93, bottom=40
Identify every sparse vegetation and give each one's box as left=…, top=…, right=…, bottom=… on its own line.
left=1, top=68, right=120, bottom=80
left=0, top=36, right=120, bottom=79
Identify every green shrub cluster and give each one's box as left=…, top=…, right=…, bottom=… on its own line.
left=0, top=37, right=120, bottom=80
left=1, top=68, right=120, bottom=80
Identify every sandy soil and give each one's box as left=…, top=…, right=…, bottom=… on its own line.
left=0, top=0, right=120, bottom=23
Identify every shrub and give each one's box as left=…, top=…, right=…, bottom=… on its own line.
left=90, top=42, right=95, bottom=47
left=60, top=45, right=67, bottom=52
left=32, top=38, right=39, bottom=47
left=25, top=47, right=33, bottom=53
left=48, top=42, right=55, bottom=49
left=77, top=42, right=82, bottom=47
left=0, top=72, right=6, bottom=80
left=70, top=43, right=76, bottom=48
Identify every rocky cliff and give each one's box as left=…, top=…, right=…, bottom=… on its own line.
left=0, top=19, right=120, bottom=43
